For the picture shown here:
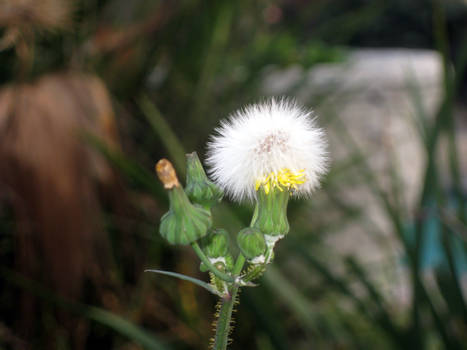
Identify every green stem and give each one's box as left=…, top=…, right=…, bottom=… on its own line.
left=232, top=253, right=246, bottom=276
left=213, top=289, right=239, bottom=350
left=213, top=254, right=245, bottom=350
left=191, top=242, right=234, bottom=283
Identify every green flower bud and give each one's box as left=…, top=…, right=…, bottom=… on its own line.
left=251, top=187, right=289, bottom=237
left=185, top=152, right=223, bottom=208
left=156, top=159, right=211, bottom=245
left=159, top=186, right=212, bottom=245
left=200, top=229, right=230, bottom=258
left=199, top=254, right=234, bottom=272
left=237, top=227, right=267, bottom=261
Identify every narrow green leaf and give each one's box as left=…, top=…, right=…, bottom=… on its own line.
left=263, top=266, right=331, bottom=336
left=290, top=242, right=403, bottom=348
left=83, top=132, right=166, bottom=201
left=0, top=267, right=169, bottom=350
left=344, top=257, right=399, bottom=337
left=145, top=269, right=224, bottom=297
left=137, top=96, right=187, bottom=177
left=85, top=306, right=170, bottom=350
left=439, top=223, right=467, bottom=320
left=242, top=290, right=289, bottom=350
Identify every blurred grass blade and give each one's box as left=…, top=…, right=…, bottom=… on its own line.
left=292, top=244, right=371, bottom=314
left=291, top=242, right=402, bottom=347
left=330, top=112, right=407, bottom=247
left=85, top=307, right=168, bottom=350
left=263, top=266, right=322, bottom=333
left=84, top=132, right=166, bottom=201
left=344, top=257, right=400, bottom=339
left=439, top=224, right=467, bottom=320
left=432, top=0, right=466, bottom=225
left=242, top=290, right=290, bottom=350
left=191, top=1, right=233, bottom=122
left=418, top=276, right=461, bottom=349
left=405, top=73, right=428, bottom=144
left=0, top=267, right=169, bottom=350
left=145, top=269, right=224, bottom=297
left=138, top=95, right=187, bottom=177
left=344, top=258, right=386, bottom=310
left=435, top=265, right=467, bottom=321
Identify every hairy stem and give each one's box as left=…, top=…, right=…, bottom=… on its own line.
left=213, top=254, right=245, bottom=350
left=213, top=288, right=238, bottom=350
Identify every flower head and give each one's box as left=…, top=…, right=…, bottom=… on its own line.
left=206, top=98, right=328, bottom=201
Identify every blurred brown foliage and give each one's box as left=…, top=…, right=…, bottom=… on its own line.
left=0, top=72, right=119, bottom=344
left=0, top=0, right=74, bottom=69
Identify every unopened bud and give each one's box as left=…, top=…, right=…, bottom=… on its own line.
left=199, top=254, right=234, bottom=273
left=156, top=159, right=211, bottom=245
left=200, top=229, right=230, bottom=258
left=185, top=152, right=223, bottom=208
left=237, top=227, right=266, bottom=260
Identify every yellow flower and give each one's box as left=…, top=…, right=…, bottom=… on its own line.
left=255, top=168, right=306, bottom=194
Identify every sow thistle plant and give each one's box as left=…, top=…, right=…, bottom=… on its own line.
left=148, top=98, right=328, bottom=349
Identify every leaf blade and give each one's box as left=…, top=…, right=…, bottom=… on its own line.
left=145, top=269, right=224, bottom=297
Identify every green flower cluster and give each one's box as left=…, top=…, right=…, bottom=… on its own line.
left=156, top=152, right=292, bottom=290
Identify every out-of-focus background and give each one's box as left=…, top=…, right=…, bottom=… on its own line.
left=0, top=0, right=466, bottom=349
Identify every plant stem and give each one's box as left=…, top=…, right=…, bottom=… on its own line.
left=232, top=254, right=246, bottom=276
left=191, top=242, right=235, bottom=283
left=213, top=254, right=245, bottom=350
left=213, top=288, right=238, bottom=350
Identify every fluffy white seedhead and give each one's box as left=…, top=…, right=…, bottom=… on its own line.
left=206, top=98, right=329, bottom=202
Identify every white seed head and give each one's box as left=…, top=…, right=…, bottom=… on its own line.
left=206, top=98, right=329, bottom=202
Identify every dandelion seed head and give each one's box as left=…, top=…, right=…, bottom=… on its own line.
left=206, top=98, right=329, bottom=202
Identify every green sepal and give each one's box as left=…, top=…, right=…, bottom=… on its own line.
left=237, top=227, right=267, bottom=260
left=185, top=152, right=223, bottom=208
left=251, top=187, right=289, bottom=236
left=199, top=229, right=230, bottom=258
left=159, top=186, right=212, bottom=245
left=242, top=264, right=267, bottom=282
left=225, top=254, right=234, bottom=271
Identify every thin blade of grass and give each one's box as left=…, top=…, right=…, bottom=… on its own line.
left=435, top=264, right=467, bottom=322
left=0, top=267, right=169, bottom=350
left=242, top=290, right=290, bottom=350
left=419, top=274, right=462, bottom=349
left=290, top=242, right=403, bottom=347
left=439, top=222, right=467, bottom=321
left=137, top=95, right=187, bottom=177
left=263, top=265, right=348, bottom=339
left=84, top=132, right=166, bottom=201
left=344, top=257, right=402, bottom=341
left=405, top=73, right=429, bottom=144
left=262, top=266, right=321, bottom=334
